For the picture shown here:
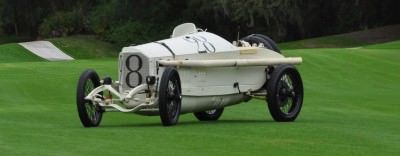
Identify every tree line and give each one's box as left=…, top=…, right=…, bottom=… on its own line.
left=0, top=0, right=399, bottom=46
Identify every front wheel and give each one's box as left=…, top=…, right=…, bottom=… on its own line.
left=159, top=67, right=182, bottom=126
left=77, top=69, right=103, bottom=127
left=194, top=108, right=224, bottom=121
left=266, top=65, right=303, bottom=122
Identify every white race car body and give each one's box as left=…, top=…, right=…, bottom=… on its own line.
left=118, top=31, right=299, bottom=114
left=78, top=23, right=303, bottom=126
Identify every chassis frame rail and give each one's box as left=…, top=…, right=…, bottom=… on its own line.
left=158, top=57, right=302, bottom=67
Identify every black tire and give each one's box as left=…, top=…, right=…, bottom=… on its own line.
left=242, top=34, right=281, bottom=53
left=77, top=69, right=103, bottom=127
left=159, top=67, right=182, bottom=126
left=194, top=108, right=224, bottom=121
left=266, top=65, right=303, bottom=122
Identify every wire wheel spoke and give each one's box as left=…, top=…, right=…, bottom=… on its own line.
left=85, top=80, right=94, bottom=95
left=168, top=101, right=177, bottom=118
left=167, top=80, right=176, bottom=99
left=277, top=74, right=296, bottom=114
left=167, top=80, right=180, bottom=118
left=205, top=109, right=217, bottom=115
left=85, top=102, right=97, bottom=121
left=84, top=80, right=99, bottom=122
left=280, top=98, right=293, bottom=114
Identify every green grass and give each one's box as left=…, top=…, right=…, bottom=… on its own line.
left=48, top=35, right=119, bottom=59
left=0, top=41, right=399, bottom=155
left=364, top=40, right=400, bottom=49
left=279, top=35, right=367, bottom=49
left=0, top=35, right=118, bottom=63
left=0, top=43, right=43, bottom=63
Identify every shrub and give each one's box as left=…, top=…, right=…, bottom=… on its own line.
left=39, top=10, right=83, bottom=37
left=104, top=21, right=171, bottom=47
left=87, top=1, right=117, bottom=36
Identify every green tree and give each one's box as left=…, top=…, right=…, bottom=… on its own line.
left=0, top=0, right=399, bottom=43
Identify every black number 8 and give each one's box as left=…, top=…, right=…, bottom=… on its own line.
left=125, top=55, right=143, bottom=88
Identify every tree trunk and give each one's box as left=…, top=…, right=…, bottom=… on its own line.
left=13, top=4, right=18, bottom=36
left=14, top=23, right=18, bottom=36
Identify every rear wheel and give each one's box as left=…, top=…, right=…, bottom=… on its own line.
left=77, top=69, right=103, bottom=127
left=266, top=65, right=303, bottom=121
left=159, top=67, right=182, bottom=126
left=241, top=34, right=280, bottom=53
left=194, top=108, right=224, bottom=121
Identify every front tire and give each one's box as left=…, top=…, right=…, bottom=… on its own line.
left=77, top=69, right=103, bottom=127
left=266, top=65, right=303, bottom=122
left=159, top=67, right=182, bottom=126
left=194, top=108, right=224, bottom=121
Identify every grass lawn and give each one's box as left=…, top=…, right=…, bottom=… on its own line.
left=0, top=40, right=399, bottom=155
left=364, top=40, right=400, bottom=49
left=279, top=35, right=367, bottom=49
left=0, top=43, right=43, bottom=63
left=48, top=35, right=120, bottom=59
left=0, top=35, right=119, bottom=63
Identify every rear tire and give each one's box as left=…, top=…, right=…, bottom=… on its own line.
left=266, top=65, right=303, bottom=122
left=194, top=108, right=224, bottom=121
left=77, top=69, right=103, bottom=127
left=242, top=34, right=281, bottom=53
left=159, top=67, right=182, bottom=126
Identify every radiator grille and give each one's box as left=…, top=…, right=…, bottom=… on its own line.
left=119, top=53, right=149, bottom=91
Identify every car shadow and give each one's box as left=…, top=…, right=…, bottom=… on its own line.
left=100, top=119, right=277, bottom=128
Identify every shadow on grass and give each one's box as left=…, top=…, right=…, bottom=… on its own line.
left=99, top=119, right=282, bottom=128
left=72, top=118, right=315, bottom=129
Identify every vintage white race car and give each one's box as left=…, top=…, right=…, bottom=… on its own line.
left=76, top=23, right=304, bottom=127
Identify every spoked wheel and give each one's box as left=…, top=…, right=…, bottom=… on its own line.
left=241, top=34, right=281, bottom=53
left=194, top=108, right=224, bottom=121
left=77, top=69, right=103, bottom=127
left=266, top=65, right=303, bottom=122
left=159, top=67, right=182, bottom=126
